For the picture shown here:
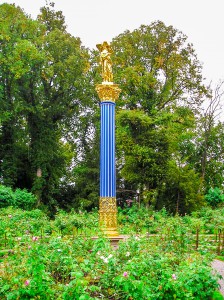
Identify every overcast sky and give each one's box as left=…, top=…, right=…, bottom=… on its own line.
left=1, top=0, right=224, bottom=87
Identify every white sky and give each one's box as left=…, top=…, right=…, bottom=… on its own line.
left=1, top=0, right=224, bottom=87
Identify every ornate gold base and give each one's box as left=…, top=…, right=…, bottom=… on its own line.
left=99, top=197, right=119, bottom=237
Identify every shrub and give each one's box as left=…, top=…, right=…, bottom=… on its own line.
left=14, top=188, right=37, bottom=210
left=0, top=185, right=37, bottom=210
left=0, top=185, right=15, bottom=207
left=205, top=187, right=224, bottom=208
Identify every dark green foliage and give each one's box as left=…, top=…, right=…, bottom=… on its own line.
left=156, top=162, right=204, bottom=214
left=0, top=3, right=90, bottom=209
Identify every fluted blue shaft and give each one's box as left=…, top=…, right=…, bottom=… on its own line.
left=100, top=101, right=116, bottom=197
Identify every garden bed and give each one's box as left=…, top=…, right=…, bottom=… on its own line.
left=0, top=206, right=223, bottom=299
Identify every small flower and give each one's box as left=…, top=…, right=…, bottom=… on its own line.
left=24, top=280, right=30, bottom=286
left=100, top=256, right=109, bottom=264
left=123, top=271, right=128, bottom=277
left=126, top=252, right=130, bottom=257
left=57, top=249, right=62, bottom=252
left=32, top=236, right=38, bottom=241
left=28, top=245, right=31, bottom=249
left=108, top=254, right=113, bottom=259
left=97, top=251, right=101, bottom=255
left=172, top=274, right=177, bottom=280
left=8, top=215, right=12, bottom=218
left=104, top=258, right=109, bottom=263
left=17, top=237, right=22, bottom=241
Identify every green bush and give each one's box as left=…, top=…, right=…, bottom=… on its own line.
left=205, top=187, right=224, bottom=208
left=0, top=185, right=15, bottom=207
left=14, top=188, right=37, bottom=210
left=0, top=185, right=37, bottom=210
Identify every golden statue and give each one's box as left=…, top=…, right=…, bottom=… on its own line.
left=96, top=41, right=113, bottom=82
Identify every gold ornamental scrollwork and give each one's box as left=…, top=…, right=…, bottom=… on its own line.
left=99, top=197, right=118, bottom=236
left=96, top=84, right=121, bottom=102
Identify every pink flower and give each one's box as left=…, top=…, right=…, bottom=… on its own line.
left=24, top=280, right=30, bottom=286
left=32, top=236, right=38, bottom=241
left=172, top=274, right=177, bottom=280
left=123, top=271, right=128, bottom=277
left=28, top=245, right=31, bottom=249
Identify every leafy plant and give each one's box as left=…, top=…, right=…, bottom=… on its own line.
left=0, top=185, right=37, bottom=210
left=205, top=187, right=224, bottom=208
left=0, top=185, right=15, bottom=207
left=14, top=188, right=37, bottom=210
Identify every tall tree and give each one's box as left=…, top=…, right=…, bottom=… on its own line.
left=0, top=3, right=90, bottom=209
left=199, top=82, right=224, bottom=188
left=186, top=81, right=224, bottom=192
left=112, top=21, right=207, bottom=112
left=0, top=3, right=45, bottom=187
left=105, top=21, right=208, bottom=212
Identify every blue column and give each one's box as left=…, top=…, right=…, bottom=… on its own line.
left=96, top=82, right=120, bottom=237
left=100, top=101, right=116, bottom=198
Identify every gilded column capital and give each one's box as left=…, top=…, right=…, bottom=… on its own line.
left=96, top=83, right=121, bottom=102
